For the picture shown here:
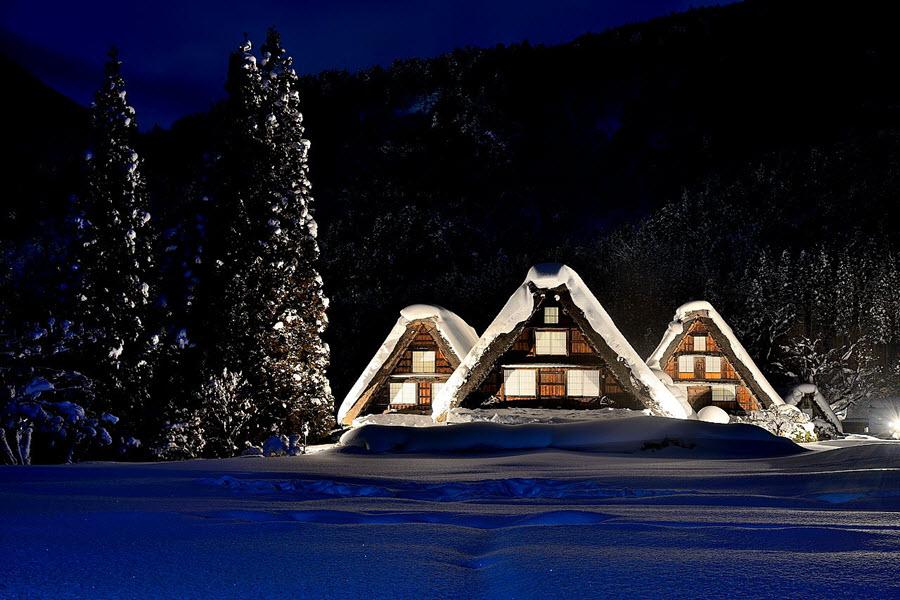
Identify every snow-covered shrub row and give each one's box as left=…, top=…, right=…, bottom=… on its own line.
left=731, top=405, right=817, bottom=443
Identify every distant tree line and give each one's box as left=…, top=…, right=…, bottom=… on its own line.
left=5, top=0, right=900, bottom=461
left=1, top=31, right=334, bottom=463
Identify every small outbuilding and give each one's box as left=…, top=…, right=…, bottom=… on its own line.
left=337, top=304, right=479, bottom=426
left=783, top=383, right=843, bottom=434
left=646, top=301, right=783, bottom=415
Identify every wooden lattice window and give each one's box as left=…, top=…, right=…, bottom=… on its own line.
left=567, top=369, right=600, bottom=397
left=504, top=369, right=536, bottom=396
left=535, top=330, right=567, bottom=355
left=389, top=381, right=417, bottom=405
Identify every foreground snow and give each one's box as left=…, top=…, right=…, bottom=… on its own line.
left=2, top=435, right=900, bottom=598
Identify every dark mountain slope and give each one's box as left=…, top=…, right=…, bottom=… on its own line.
left=0, top=53, right=89, bottom=239
left=5, top=0, right=900, bottom=400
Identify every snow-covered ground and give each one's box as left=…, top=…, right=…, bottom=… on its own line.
left=2, top=424, right=900, bottom=598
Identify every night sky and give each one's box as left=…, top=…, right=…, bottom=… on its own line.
left=2, top=1, right=732, bottom=128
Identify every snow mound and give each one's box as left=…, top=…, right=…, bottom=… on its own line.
left=339, top=416, right=803, bottom=457
left=433, top=264, right=693, bottom=420
left=351, top=413, right=437, bottom=428
left=338, top=304, right=478, bottom=424
left=647, top=300, right=784, bottom=407
left=697, top=406, right=730, bottom=424
left=447, top=407, right=649, bottom=424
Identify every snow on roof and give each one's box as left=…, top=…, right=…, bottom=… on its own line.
left=337, top=304, right=479, bottom=424
left=646, top=300, right=784, bottom=407
left=432, top=264, right=694, bottom=420
left=784, top=383, right=843, bottom=433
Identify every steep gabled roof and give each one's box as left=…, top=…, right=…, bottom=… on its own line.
left=432, top=264, right=694, bottom=421
left=784, top=383, right=843, bottom=433
left=646, top=300, right=784, bottom=408
left=337, top=304, right=479, bottom=425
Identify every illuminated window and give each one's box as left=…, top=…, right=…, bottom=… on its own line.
left=567, top=369, right=600, bottom=397
left=432, top=382, right=444, bottom=399
left=504, top=369, right=536, bottom=396
left=678, top=355, right=694, bottom=374
left=535, top=330, right=567, bottom=355
left=544, top=307, right=559, bottom=324
left=411, top=350, right=435, bottom=373
left=705, top=356, right=721, bottom=373
left=389, top=381, right=418, bottom=405
left=693, top=336, right=707, bottom=351
left=711, top=386, right=735, bottom=403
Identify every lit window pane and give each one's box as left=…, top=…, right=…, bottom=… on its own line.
left=567, top=369, right=600, bottom=397
left=412, top=350, right=435, bottom=373
left=432, top=382, right=444, bottom=399
left=693, top=336, right=707, bottom=351
left=535, top=330, right=567, bottom=355
left=705, top=356, right=721, bottom=373
left=504, top=369, right=536, bottom=396
left=678, top=355, right=694, bottom=373
left=389, top=381, right=418, bottom=405
left=711, top=386, right=735, bottom=403
left=544, top=307, right=559, bottom=324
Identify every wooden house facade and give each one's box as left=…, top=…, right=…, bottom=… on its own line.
left=337, top=305, right=479, bottom=426
left=433, top=264, right=692, bottom=421
left=465, top=292, right=642, bottom=409
left=647, top=301, right=783, bottom=416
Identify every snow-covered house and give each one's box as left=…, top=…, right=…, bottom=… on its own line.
left=783, top=384, right=843, bottom=434
left=646, top=301, right=783, bottom=415
left=432, top=264, right=693, bottom=421
left=337, top=305, right=479, bottom=426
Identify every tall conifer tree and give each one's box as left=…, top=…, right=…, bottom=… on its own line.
left=73, top=49, right=156, bottom=434
left=209, top=32, right=334, bottom=443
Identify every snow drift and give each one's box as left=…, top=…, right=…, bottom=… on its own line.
left=339, top=416, right=804, bottom=456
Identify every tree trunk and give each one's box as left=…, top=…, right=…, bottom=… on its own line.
left=16, top=426, right=32, bottom=466
left=0, top=430, right=17, bottom=465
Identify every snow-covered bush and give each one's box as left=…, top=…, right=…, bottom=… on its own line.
left=241, top=442, right=263, bottom=456
left=194, top=368, right=252, bottom=457
left=258, top=432, right=307, bottom=457
left=1, top=372, right=113, bottom=465
left=733, top=405, right=817, bottom=442
left=152, top=368, right=253, bottom=460
left=152, top=412, right=205, bottom=461
left=262, top=434, right=288, bottom=456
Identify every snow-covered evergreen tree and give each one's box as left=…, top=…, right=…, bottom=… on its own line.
left=72, top=49, right=157, bottom=434
left=252, top=28, right=334, bottom=439
left=739, top=249, right=797, bottom=364
left=207, top=33, right=334, bottom=442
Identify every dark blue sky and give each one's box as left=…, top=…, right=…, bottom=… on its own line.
left=1, top=0, right=731, bottom=128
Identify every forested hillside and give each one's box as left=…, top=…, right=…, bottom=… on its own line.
left=3, top=0, right=900, bottom=459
